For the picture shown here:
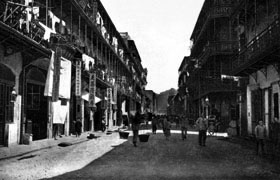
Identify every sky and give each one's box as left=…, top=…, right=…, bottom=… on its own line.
left=100, top=0, right=204, bottom=94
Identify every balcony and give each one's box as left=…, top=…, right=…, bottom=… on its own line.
left=71, top=0, right=131, bottom=73
left=192, top=78, right=239, bottom=99
left=192, top=4, right=235, bottom=52
left=0, top=1, right=51, bottom=58
left=231, top=19, right=280, bottom=76
left=198, top=41, right=238, bottom=65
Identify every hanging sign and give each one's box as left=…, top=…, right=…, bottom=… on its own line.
left=89, top=71, right=96, bottom=107
left=52, top=47, right=62, bottom=101
left=75, top=60, right=82, bottom=96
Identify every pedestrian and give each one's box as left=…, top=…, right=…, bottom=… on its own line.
left=152, top=115, right=158, bottom=134
left=196, top=113, right=208, bottom=146
left=101, top=115, right=106, bottom=132
left=255, top=120, right=266, bottom=156
left=180, top=116, right=188, bottom=140
left=163, top=116, right=171, bottom=140
left=270, top=117, right=280, bottom=156
left=75, top=119, right=82, bottom=137
left=53, top=123, right=59, bottom=140
left=132, top=110, right=141, bottom=147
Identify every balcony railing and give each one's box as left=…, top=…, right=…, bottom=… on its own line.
left=192, top=78, right=239, bottom=99
left=198, top=41, right=238, bottom=65
left=192, top=4, right=234, bottom=50
left=0, top=2, right=47, bottom=47
left=232, top=19, right=280, bottom=75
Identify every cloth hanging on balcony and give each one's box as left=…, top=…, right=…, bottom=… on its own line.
left=44, top=51, right=55, bottom=97
left=44, top=54, right=72, bottom=99
left=48, top=10, right=66, bottom=32
left=82, top=54, right=95, bottom=71
left=59, top=57, right=72, bottom=99
left=39, top=22, right=56, bottom=41
left=52, top=100, right=68, bottom=124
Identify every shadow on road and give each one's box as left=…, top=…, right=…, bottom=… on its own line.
left=41, top=133, right=280, bottom=180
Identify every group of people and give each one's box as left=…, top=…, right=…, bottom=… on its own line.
left=130, top=114, right=190, bottom=147
left=255, top=117, right=280, bottom=156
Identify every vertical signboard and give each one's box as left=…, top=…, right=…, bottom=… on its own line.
left=101, top=89, right=107, bottom=109
left=75, top=60, right=82, bottom=96
left=89, top=71, right=96, bottom=108
left=107, top=88, right=112, bottom=110
left=52, top=47, right=61, bottom=101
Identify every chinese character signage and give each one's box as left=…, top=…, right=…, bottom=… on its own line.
left=75, top=60, right=82, bottom=96
left=89, top=72, right=96, bottom=108
left=107, top=88, right=112, bottom=110
left=52, top=48, right=62, bottom=101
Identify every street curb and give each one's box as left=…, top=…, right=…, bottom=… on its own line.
left=0, top=131, right=111, bottom=161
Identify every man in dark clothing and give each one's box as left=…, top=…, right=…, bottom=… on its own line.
left=75, top=119, right=82, bottom=137
left=132, top=110, right=141, bottom=147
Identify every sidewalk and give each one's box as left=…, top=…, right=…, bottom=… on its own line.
left=0, top=131, right=113, bottom=161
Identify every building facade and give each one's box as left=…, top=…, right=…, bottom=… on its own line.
left=186, top=0, right=242, bottom=132
left=230, top=0, right=280, bottom=137
left=0, top=0, right=147, bottom=146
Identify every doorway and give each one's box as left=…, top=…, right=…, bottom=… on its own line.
left=0, top=64, right=15, bottom=146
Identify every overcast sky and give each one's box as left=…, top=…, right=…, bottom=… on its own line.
left=100, top=0, right=204, bottom=94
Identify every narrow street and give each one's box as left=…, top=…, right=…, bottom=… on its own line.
left=1, top=129, right=280, bottom=180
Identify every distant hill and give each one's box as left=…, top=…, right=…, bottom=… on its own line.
left=156, top=88, right=177, bottom=115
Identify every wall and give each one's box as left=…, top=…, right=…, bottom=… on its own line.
left=0, top=46, right=23, bottom=145
left=248, top=64, right=280, bottom=135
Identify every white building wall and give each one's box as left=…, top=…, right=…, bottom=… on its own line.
left=247, top=64, right=280, bottom=135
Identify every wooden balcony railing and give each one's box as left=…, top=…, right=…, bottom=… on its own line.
left=191, top=78, right=239, bottom=99
left=232, top=19, right=280, bottom=75
left=198, top=41, right=238, bottom=65
left=1, top=2, right=47, bottom=47
left=192, top=4, right=234, bottom=51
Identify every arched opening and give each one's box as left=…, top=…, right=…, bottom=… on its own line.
left=0, top=63, right=15, bottom=145
left=25, top=67, right=48, bottom=141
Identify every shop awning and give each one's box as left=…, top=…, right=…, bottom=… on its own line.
left=81, top=93, right=101, bottom=103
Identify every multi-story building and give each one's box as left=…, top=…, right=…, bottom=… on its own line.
left=187, top=0, right=241, bottom=132
left=144, top=90, right=157, bottom=115
left=230, top=0, right=280, bottom=136
left=0, top=0, right=147, bottom=146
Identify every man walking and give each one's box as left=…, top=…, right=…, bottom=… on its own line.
left=180, top=116, right=188, bottom=140
left=255, top=120, right=266, bottom=156
left=132, top=110, right=141, bottom=147
left=196, top=114, right=208, bottom=146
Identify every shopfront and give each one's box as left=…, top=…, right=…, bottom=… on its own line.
left=0, top=63, right=15, bottom=145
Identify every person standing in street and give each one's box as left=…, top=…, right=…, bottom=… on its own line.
left=152, top=115, right=158, bottom=134
left=132, top=110, right=141, bottom=147
left=163, top=116, right=171, bottom=140
left=255, top=120, right=266, bottom=156
left=75, top=119, right=82, bottom=137
left=53, top=123, right=59, bottom=140
left=180, top=116, right=188, bottom=140
left=196, top=114, right=208, bottom=146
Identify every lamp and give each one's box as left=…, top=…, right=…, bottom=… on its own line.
left=11, top=87, right=17, bottom=102
left=205, top=97, right=209, bottom=119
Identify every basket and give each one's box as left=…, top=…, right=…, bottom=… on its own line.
left=139, top=134, right=150, bottom=142
left=119, top=131, right=129, bottom=139
left=138, top=122, right=150, bottom=142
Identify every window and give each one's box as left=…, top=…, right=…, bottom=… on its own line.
left=27, top=84, right=41, bottom=110
left=274, top=93, right=279, bottom=118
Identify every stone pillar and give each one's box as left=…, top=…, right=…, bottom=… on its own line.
left=81, top=99, right=84, bottom=133
left=64, top=100, right=70, bottom=136
left=247, top=86, right=252, bottom=135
